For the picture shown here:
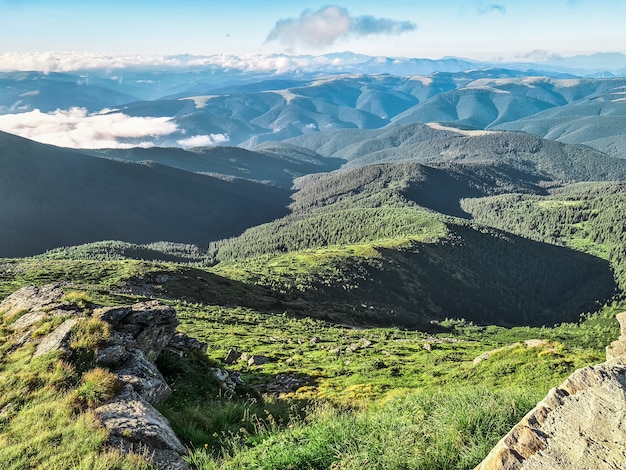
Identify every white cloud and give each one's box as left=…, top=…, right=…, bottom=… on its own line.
left=177, top=134, right=229, bottom=148
left=266, top=6, right=416, bottom=48
left=0, top=51, right=184, bottom=73
left=0, top=108, right=177, bottom=149
left=0, top=51, right=358, bottom=74
left=515, top=49, right=564, bottom=62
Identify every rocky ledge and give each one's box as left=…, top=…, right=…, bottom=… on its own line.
left=476, top=312, right=626, bottom=470
left=0, top=284, right=200, bottom=469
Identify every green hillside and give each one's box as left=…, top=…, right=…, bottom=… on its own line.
left=286, top=124, right=626, bottom=183
left=206, top=161, right=615, bottom=328
left=462, top=182, right=626, bottom=290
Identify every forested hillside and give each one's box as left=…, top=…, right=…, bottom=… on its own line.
left=462, top=182, right=626, bottom=290
left=207, top=160, right=616, bottom=328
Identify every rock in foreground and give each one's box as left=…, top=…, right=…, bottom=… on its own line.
left=476, top=312, right=626, bottom=470
left=0, top=284, right=197, bottom=469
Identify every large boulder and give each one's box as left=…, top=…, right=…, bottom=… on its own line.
left=95, top=386, right=188, bottom=470
left=476, top=312, right=626, bottom=470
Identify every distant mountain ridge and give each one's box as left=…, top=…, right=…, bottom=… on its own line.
left=3, top=65, right=626, bottom=156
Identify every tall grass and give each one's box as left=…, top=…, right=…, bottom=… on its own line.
left=187, top=386, right=540, bottom=470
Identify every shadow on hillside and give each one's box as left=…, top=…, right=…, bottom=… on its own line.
left=279, top=224, right=617, bottom=329
left=402, top=164, right=549, bottom=219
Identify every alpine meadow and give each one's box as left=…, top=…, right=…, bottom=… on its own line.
left=2, top=1, right=626, bottom=469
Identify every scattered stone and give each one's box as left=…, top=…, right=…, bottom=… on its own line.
left=210, top=368, right=243, bottom=394
left=346, top=338, right=374, bottom=352
left=329, top=348, right=341, bottom=357
left=224, top=349, right=242, bottom=365
left=240, top=353, right=251, bottom=362
left=255, top=373, right=310, bottom=395
left=247, top=355, right=270, bottom=366
left=166, top=333, right=207, bottom=357
left=423, top=343, right=432, bottom=352
left=309, top=337, right=319, bottom=345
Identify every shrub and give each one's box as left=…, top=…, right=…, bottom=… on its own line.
left=71, top=368, right=120, bottom=409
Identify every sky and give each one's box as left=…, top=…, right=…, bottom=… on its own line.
left=1, top=0, right=625, bottom=65
left=1, top=1, right=625, bottom=148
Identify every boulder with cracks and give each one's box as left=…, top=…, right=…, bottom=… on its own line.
left=476, top=312, right=626, bottom=470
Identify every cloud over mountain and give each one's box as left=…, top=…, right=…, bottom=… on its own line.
left=266, top=6, right=416, bottom=48
left=0, top=108, right=177, bottom=149
left=177, top=134, right=229, bottom=148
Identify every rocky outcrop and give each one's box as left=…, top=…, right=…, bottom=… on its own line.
left=0, top=284, right=199, bottom=469
left=476, top=312, right=626, bottom=470
left=96, top=386, right=188, bottom=470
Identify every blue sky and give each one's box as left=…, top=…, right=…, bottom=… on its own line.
left=1, top=0, right=625, bottom=60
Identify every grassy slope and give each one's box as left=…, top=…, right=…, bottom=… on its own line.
left=0, top=258, right=619, bottom=469
left=0, top=288, right=153, bottom=469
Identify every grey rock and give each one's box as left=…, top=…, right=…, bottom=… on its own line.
left=4, top=285, right=193, bottom=469
left=117, top=350, right=172, bottom=404
left=95, top=386, right=188, bottom=470
left=95, top=301, right=178, bottom=361
left=11, top=310, right=47, bottom=330
left=96, top=344, right=129, bottom=367
left=247, top=355, right=270, bottom=366
left=166, top=332, right=207, bottom=357
left=210, top=368, right=243, bottom=394
left=606, top=312, right=626, bottom=362
left=224, top=349, right=242, bottom=365
left=0, top=284, right=66, bottom=321
left=476, top=311, right=626, bottom=470
left=255, top=373, right=309, bottom=395
left=34, top=319, right=77, bottom=357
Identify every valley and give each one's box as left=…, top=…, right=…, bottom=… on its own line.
left=2, top=52, right=626, bottom=469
